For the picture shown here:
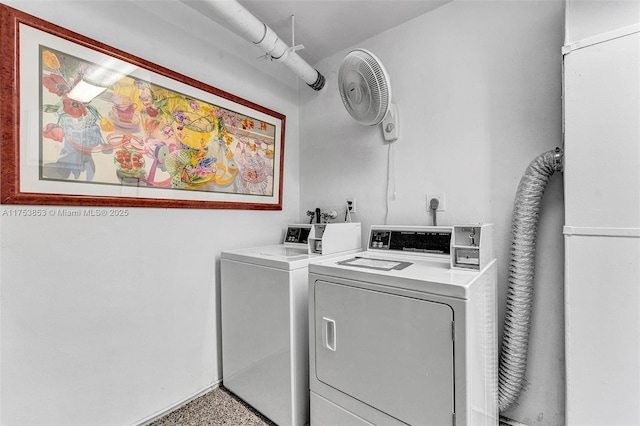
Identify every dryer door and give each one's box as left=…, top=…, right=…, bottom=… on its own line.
left=314, top=280, right=454, bottom=425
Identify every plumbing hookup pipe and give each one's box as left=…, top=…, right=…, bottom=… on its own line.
left=498, top=148, right=563, bottom=412
left=191, top=0, right=325, bottom=91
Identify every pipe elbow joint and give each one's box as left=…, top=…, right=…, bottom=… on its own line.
left=308, top=71, right=326, bottom=91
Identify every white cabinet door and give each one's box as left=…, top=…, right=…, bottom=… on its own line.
left=564, top=233, right=640, bottom=425
left=564, top=31, right=640, bottom=229
left=314, top=280, right=454, bottom=426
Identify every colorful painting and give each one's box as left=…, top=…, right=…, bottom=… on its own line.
left=1, top=4, right=285, bottom=209
left=40, top=47, right=277, bottom=195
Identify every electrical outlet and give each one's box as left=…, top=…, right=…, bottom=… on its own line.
left=347, top=197, right=357, bottom=214
left=426, top=193, right=445, bottom=212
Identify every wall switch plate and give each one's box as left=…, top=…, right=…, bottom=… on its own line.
left=427, top=193, right=445, bottom=212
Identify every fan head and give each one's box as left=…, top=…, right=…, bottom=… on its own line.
left=338, top=49, right=391, bottom=126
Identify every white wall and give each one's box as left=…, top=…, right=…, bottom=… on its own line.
left=565, top=0, right=640, bottom=44
left=0, top=1, right=301, bottom=425
left=299, top=1, right=565, bottom=424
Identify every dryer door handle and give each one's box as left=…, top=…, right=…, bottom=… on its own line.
left=322, top=317, right=337, bottom=351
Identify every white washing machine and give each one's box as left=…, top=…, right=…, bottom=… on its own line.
left=308, top=225, right=498, bottom=426
left=221, top=222, right=362, bottom=426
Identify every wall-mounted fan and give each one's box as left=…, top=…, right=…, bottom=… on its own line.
left=338, top=49, right=399, bottom=142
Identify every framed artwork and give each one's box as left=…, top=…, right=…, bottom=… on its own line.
left=0, top=4, right=285, bottom=210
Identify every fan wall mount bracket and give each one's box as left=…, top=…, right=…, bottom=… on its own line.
left=382, top=103, right=399, bottom=143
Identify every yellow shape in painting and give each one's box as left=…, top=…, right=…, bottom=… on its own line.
left=100, top=117, right=115, bottom=132
left=42, top=50, right=60, bottom=70
left=173, top=109, right=215, bottom=150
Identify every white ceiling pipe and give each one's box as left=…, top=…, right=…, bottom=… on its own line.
left=193, top=0, right=325, bottom=91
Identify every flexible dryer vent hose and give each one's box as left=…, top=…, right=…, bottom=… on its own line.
left=498, top=148, right=563, bottom=412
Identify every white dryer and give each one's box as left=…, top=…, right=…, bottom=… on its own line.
left=308, top=225, right=498, bottom=426
left=221, top=222, right=362, bottom=426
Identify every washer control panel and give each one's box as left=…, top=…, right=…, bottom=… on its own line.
left=285, top=225, right=312, bottom=244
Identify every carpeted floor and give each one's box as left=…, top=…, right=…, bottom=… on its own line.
left=149, top=386, right=276, bottom=426
left=150, top=387, right=516, bottom=426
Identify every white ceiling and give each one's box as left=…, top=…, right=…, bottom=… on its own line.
left=189, top=0, right=451, bottom=65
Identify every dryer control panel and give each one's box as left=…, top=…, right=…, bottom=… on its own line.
left=367, top=225, right=494, bottom=270
left=369, top=227, right=451, bottom=255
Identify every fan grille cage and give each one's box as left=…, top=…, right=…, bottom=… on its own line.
left=338, top=49, right=391, bottom=126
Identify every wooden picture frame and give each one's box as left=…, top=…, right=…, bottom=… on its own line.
left=0, top=4, right=285, bottom=210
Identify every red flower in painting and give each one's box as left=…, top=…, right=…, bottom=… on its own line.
left=42, top=73, right=70, bottom=96
left=145, top=104, right=160, bottom=117
left=62, top=98, right=88, bottom=118
left=42, top=123, right=64, bottom=142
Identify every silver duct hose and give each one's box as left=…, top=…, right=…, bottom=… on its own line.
left=498, top=147, right=563, bottom=412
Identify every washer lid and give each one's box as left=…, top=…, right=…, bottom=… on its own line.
left=255, top=245, right=309, bottom=257
left=221, top=244, right=316, bottom=270
left=222, top=244, right=365, bottom=270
